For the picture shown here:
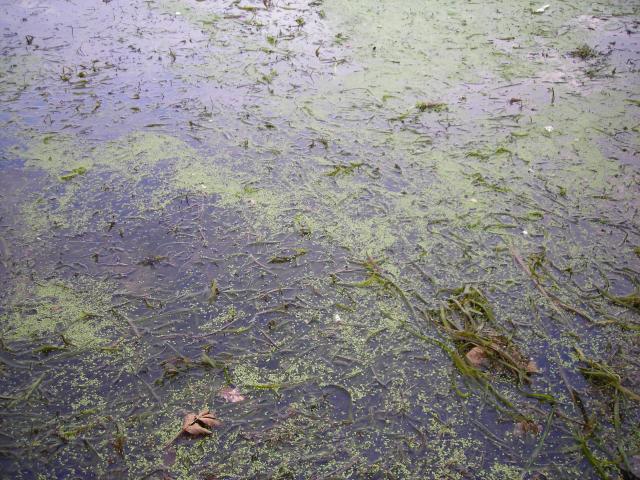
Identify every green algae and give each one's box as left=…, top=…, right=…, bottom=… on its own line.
left=17, top=131, right=198, bottom=179
left=172, top=161, right=279, bottom=210
left=570, top=44, right=600, bottom=60
left=3, top=278, right=115, bottom=347
left=60, top=166, right=88, bottom=181
left=416, top=101, right=448, bottom=113
left=14, top=133, right=85, bottom=173
left=13, top=130, right=289, bottom=242
left=325, top=161, right=363, bottom=176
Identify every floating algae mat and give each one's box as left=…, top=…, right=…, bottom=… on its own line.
left=1, top=0, right=639, bottom=478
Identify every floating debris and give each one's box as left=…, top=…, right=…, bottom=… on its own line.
left=219, top=386, right=246, bottom=403
left=166, top=410, right=222, bottom=447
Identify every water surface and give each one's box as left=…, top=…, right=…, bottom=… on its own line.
left=1, top=0, right=639, bottom=478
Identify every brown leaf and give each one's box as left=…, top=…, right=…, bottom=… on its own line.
left=196, top=410, right=223, bottom=428
left=526, top=360, right=540, bottom=374
left=165, top=409, right=223, bottom=448
left=219, top=386, right=246, bottom=403
left=180, top=410, right=221, bottom=437
left=465, top=346, right=489, bottom=368
left=514, top=420, right=541, bottom=437
left=184, top=423, right=212, bottom=436
left=182, top=413, right=197, bottom=430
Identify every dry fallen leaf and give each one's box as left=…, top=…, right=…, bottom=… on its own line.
left=514, top=420, right=541, bottom=437
left=182, top=412, right=213, bottom=436
left=219, top=386, right=246, bottom=403
left=165, top=409, right=222, bottom=448
left=465, top=346, right=489, bottom=368
left=196, top=410, right=223, bottom=428
left=526, top=360, right=540, bottom=374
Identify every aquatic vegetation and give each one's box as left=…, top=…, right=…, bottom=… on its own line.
left=2, top=278, right=116, bottom=347
left=268, top=248, right=307, bottom=263
left=325, top=162, right=363, bottom=176
left=0, top=0, right=639, bottom=478
left=602, top=290, right=640, bottom=312
left=59, top=166, right=88, bottom=181
left=576, top=348, right=640, bottom=401
left=570, top=43, right=599, bottom=60
left=434, top=286, right=538, bottom=384
left=416, top=101, right=448, bottom=113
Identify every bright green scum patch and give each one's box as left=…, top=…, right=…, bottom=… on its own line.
left=3, top=277, right=115, bottom=347
left=16, top=131, right=196, bottom=177
left=14, top=128, right=408, bottom=257
left=12, top=131, right=289, bottom=242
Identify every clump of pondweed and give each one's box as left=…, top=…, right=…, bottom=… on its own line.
left=416, top=101, right=448, bottom=113
left=570, top=44, right=599, bottom=60
left=437, top=286, right=538, bottom=383
left=575, top=348, right=640, bottom=401
left=599, top=287, right=640, bottom=312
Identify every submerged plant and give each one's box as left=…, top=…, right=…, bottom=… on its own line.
left=438, top=286, right=537, bottom=383
left=602, top=290, right=640, bottom=311
left=326, top=162, right=363, bottom=176
left=416, top=101, right=448, bottom=113
left=60, top=166, right=87, bottom=181
left=595, top=283, right=640, bottom=313
left=570, top=44, right=599, bottom=60
left=575, top=349, right=640, bottom=401
left=260, top=69, right=278, bottom=84
left=269, top=248, right=307, bottom=263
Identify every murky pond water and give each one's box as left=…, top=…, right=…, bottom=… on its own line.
left=1, top=0, right=639, bottom=478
